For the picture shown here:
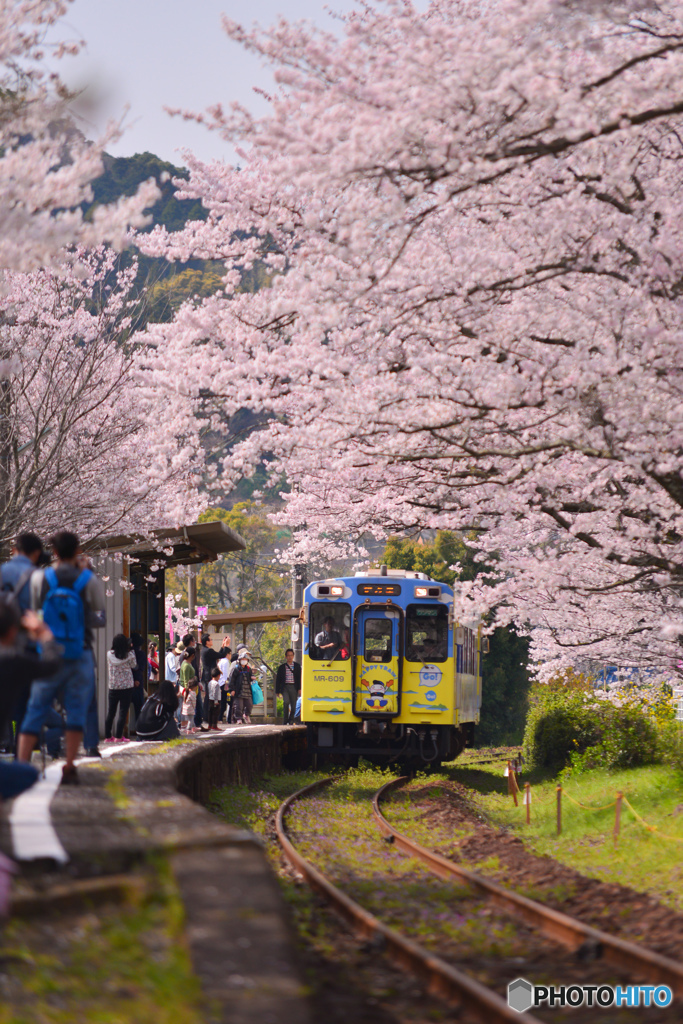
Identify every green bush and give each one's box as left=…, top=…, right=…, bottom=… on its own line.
left=524, top=684, right=659, bottom=772
left=524, top=686, right=601, bottom=770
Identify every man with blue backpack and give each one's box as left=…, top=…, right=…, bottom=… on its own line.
left=17, top=531, right=106, bottom=785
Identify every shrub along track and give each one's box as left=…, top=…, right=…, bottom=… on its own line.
left=276, top=775, right=682, bottom=1023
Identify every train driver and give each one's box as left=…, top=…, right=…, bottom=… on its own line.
left=314, top=616, right=342, bottom=658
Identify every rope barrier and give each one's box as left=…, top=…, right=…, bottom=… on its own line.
left=621, top=795, right=683, bottom=843
left=561, top=791, right=617, bottom=812
left=504, top=774, right=683, bottom=844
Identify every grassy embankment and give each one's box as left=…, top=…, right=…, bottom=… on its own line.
left=449, top=753, right=683, bottom=913
left=212, top=754, right=683, bottom=918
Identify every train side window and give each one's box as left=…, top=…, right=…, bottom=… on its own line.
left=405, top=605, right=448, bottom=663
left=309, top=603, right=351, bottom=661
left=364, top=618, right=393, bottom=663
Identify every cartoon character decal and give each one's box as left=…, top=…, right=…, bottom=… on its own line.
left=356, top=664, right=398, bottom=714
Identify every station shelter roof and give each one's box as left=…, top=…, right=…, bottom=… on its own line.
left=202, top=608, right=300, bottom=628
left=86, top=520, right=246, bottom=569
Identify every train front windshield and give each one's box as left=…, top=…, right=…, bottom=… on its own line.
left=309, top=603, right=351, bottom=660
left=405, top=605, right=449, bottom=662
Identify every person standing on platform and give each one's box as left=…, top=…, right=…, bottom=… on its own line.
left=275, top=648, right=302, bottom=725
left=217, top=645, right=232, bottom=722
left=129, top=632, right=148, bottom=738
left=168, top=641, right=184, bottom=726
left=231, top=652, right=253, bottom=725
left=199, top=634, right=216, bottom=726
left=17, top=531, right=106, bottom=785
left=207, top=667, right=223, bottom=730
left=182, top=633, right=206, bottom=731
left=0, top=532, right=44, bottom=753
left=104, top=634, right=136, bottom=742
left=0, top=599, right=61, bottom=798
left=179, top=650, right=198, bottom=733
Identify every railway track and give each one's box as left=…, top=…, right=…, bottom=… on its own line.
left=276, top=777, right=540, bottom=1023
left=276, top=774, right=683, bottom=1022
left=373, top=777, right=683, bottom=996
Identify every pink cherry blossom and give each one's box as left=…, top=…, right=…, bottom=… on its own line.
left=138, top=0, right=683, bottom=673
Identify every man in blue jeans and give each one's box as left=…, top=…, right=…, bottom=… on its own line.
left=17, top=531, right=106, bottom=785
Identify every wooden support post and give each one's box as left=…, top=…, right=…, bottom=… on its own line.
left=524, top=783, right=531, bottom=825
left=556, top=785, right=562, bottom=836
left=614, top=791, right=623, bottom=846
left=507, top=761, right=518, bottom=807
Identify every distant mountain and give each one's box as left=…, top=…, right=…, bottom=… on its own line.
left=87, top=151, right=207, bottom=235
left=88, top=151, right=283, bottom=506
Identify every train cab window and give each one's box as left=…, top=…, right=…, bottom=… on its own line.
left=405, top=605, right=448, bottom=663
left=309, top=603, right=351, bottom=661
left=363, top=618, right=393, bottom=663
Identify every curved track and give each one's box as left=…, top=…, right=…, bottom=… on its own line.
left=276, top=777, right=542, bottom=1023
left=372, top=776, right=683, bottom=996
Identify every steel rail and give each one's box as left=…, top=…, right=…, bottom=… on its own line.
left=372, top=776, right=683, bottom=996
left=276, top=777, right=542, bottom=1024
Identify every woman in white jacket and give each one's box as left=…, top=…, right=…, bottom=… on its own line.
left=105, top=633, right=137, bottom=741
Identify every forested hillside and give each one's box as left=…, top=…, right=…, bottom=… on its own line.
left=88, top=151, right=279, bottom=504
left=86, top=151, right=227, bottom=326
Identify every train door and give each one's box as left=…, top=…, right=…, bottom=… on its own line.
left=353, top=607, right=402, bottom=717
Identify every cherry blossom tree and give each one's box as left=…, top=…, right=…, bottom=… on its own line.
left=139, top=0, right=683, bottom=673
left=0, top=248, right=203, bottom=544
left=0, top=0, right=158, bottom=270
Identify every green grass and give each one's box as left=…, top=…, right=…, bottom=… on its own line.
left=0, top=859, right=205, bottom=1024
left=446, top=759, right=683, bottom=912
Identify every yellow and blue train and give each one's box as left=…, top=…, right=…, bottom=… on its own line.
left=300, top=568, right=485, bottom=766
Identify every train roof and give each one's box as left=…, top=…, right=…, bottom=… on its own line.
left=306, top=568, right=453, bottom=592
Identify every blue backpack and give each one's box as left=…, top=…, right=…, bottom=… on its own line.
left=42, top=567, right=92, bottom=660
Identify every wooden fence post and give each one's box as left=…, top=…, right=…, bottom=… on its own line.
left=507, top=761, right=518, bottom=806
left=614, top=791, right=623, bottom=846
left=556, top=785, right=562, bottom=836
left=524, top=783, right=531, bottom=825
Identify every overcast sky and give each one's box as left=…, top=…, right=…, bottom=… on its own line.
left=56, top=0, right=357, bottom=168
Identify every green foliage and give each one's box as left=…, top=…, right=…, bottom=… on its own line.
left=167, top=502, right=287, bottom=612
left=145, top=267, right=227, bottom=323
left=167, top=503, right=292, bottom=675
left=477, top=626, right=530, bottom=745
left=524, top=685, right=600, bottom=771
left=524, top=681, right=661, bottom=772
left=382, top=531, right=478, bottom=584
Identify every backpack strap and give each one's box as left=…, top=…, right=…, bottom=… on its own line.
left=44, top=567, right=58, bottom=590
left=73, top=569, right=92, bottom=595
left=13, top=567, right=35, bottom=598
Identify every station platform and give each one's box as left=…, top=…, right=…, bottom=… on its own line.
left=0, top=725, right=311, bottom=1024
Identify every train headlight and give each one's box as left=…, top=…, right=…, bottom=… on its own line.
left=415, top=586, right=428, bottom=597
left=331, top=585, right=344, bottom=596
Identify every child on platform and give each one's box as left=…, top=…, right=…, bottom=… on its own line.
left=208, top=666, right=222, bottom=731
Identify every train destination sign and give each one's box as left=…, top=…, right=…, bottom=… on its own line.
left=357, top=583, right=402, bottom=596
